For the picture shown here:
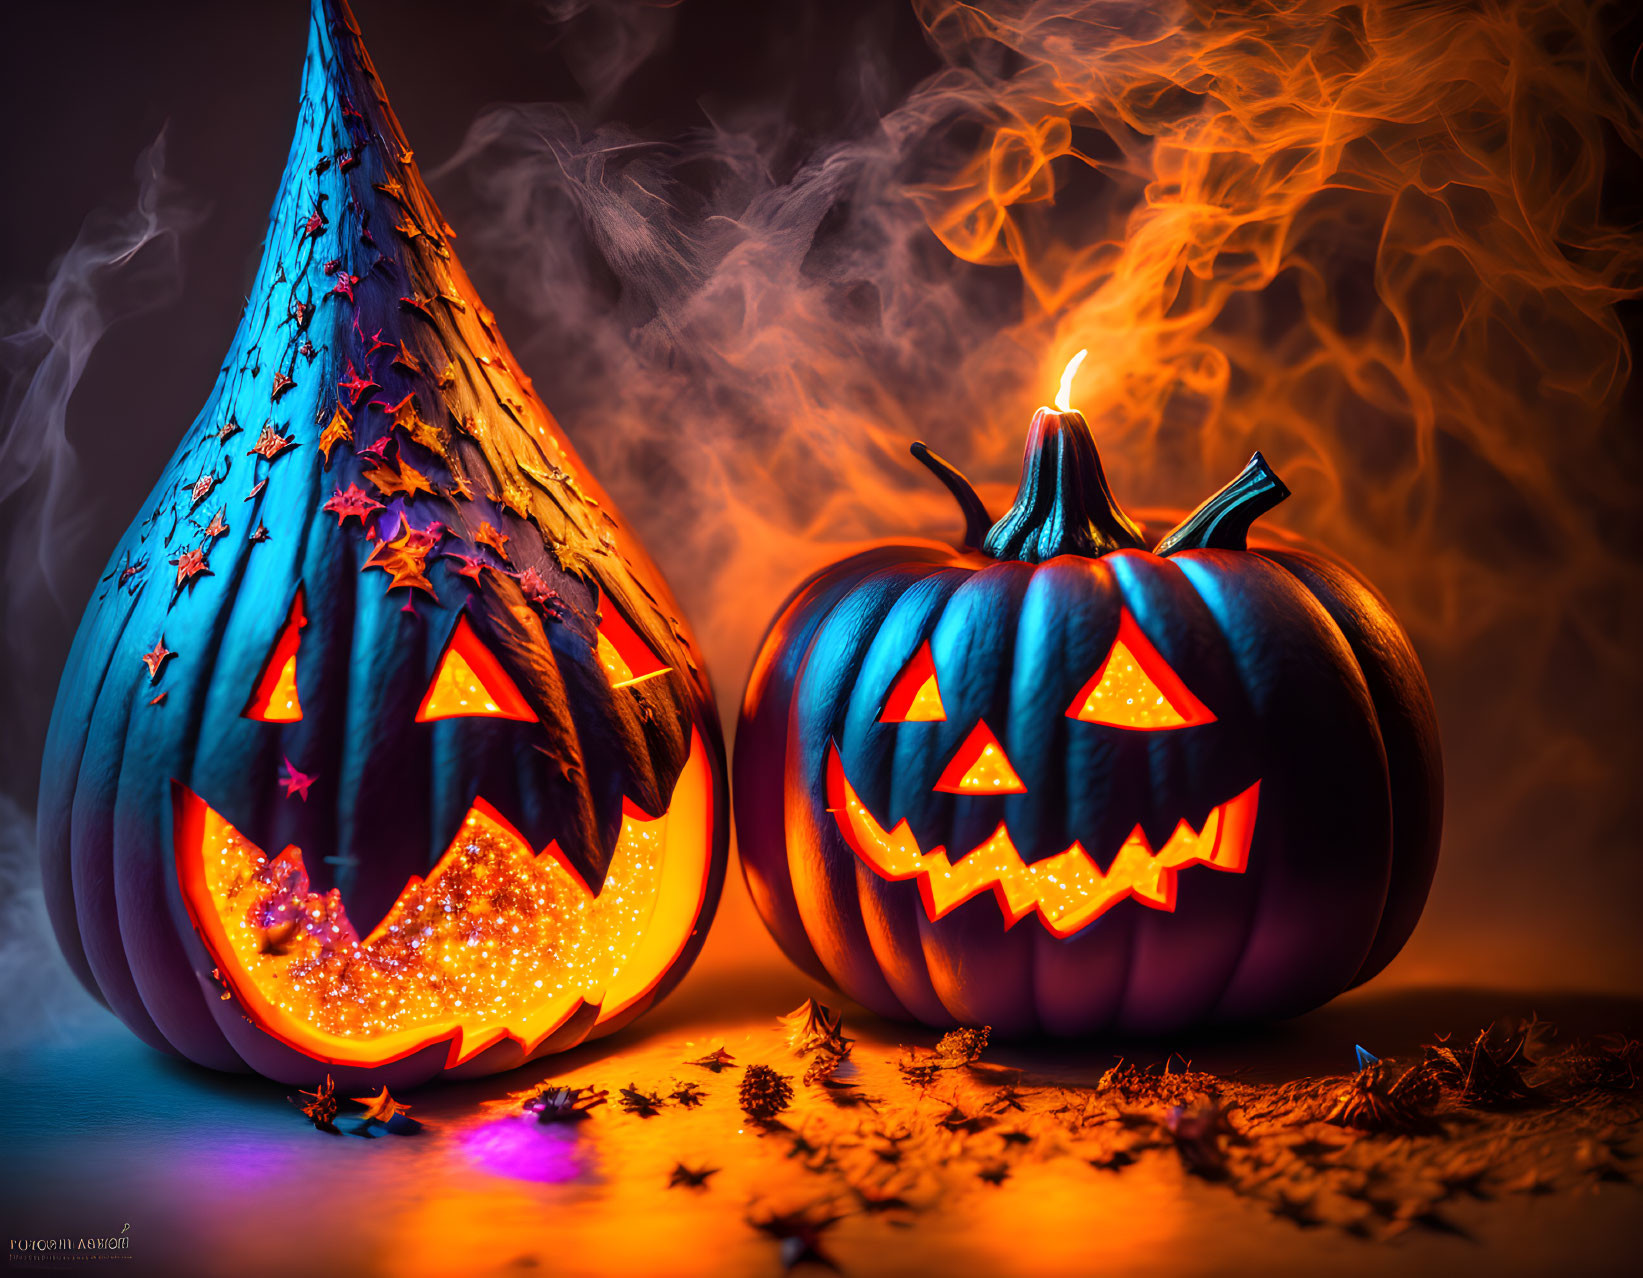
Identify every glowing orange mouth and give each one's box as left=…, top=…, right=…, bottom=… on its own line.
left=175, top=729, right=711, bottom=1069
left=826, top=745, right=1259, bottom=939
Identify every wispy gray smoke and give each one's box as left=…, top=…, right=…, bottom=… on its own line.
left=0, top=132, right=200, bottom=1043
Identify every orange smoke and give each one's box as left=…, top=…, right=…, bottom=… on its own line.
left=895, top=0, right=1643, bottom=988
left=446, top=0, right=1643, bottom=993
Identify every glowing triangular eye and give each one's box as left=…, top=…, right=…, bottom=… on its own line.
left=595, top=603, right=672, bottom=690
left=244, top=590, right=306, bottom=722
left=417, top=615, right=537, bottom=722
left=1067, top=610, right=1215, bottom=730
left=880, top=642, right=946, bottom=722
left=934, top=721, right=1026, bottom=793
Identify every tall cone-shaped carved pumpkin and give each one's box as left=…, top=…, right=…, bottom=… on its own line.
left=38, top=0, right=727, bottom=1087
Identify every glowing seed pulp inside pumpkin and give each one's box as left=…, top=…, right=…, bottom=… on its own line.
left=180, top=729, right=713, bottom=1068
left=199, top=804, right=662, bottom=1047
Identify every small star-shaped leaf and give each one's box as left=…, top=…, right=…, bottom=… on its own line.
left=749, top=1208, right=841, bottom=1274
left=303, top=209, right=327, bottom=239
left=401, top=521, right=446, bottom=552
left=290, top=299, right=314, bottom=329
left=668, top=1163, right=717, bottom=1189
left=171, top=547, right=212, bottom=591
left=688, top=1047, right=737, bottom=1074
left=213, top=418, right=241, bottom=443
left=318, top=405, right=354, bottom=468
left=247, top=423, right=296, bottom=462
left=323, top=484, right=384, bottom=528
left=270, top=371, right=295, bottom=401
left=202, top=508, right=230, bottom=540
left=140, top=638, right=176, bottom=683
left=374, top=391, right=443, bottom=454
left=279, top=757, right=316, bottom=801
left=781, top=999, right=852, bottom=1056
left=351, top=1086, right=409, bottom=1125
left=669, top=1082, right=705, bottom=1108
left=362, top=454, right=435, bottom=502
left=362, top=525, right=436, bottom=596
left=618, top=1086, right=665, bottom=1118
left=524, top=1085, right=607, bottom=1123
left=474, top=521, right=510, bottom=560
left=188, top=472, right=217, bottom=508
left=337, top=360, right=377, bottom=407
left=249, top=521, right=271, bottom=544
left=329, top=272, right=360, bottom=304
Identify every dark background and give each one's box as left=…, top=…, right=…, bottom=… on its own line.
left=3, top=0, right=1642, bottom=1021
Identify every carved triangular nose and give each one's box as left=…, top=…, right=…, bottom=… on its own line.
left=934, top=721, right=1027, bottom=795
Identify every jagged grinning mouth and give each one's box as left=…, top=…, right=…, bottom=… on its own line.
left=174, top=728, right=711, bottom=1069
left=826, top=744, right=1259, bottom=939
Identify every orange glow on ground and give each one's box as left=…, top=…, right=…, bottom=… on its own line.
left=175, top=730, right=713, bottom=1068
left=1068, top=611, right=1215, bottom=730
left=933, top=721, right=1027, bottom=794
left=416, top=615, right=536, bottom=722
left=829, top=744, right=1257, bottom=937
left=880, top=642, right=946, bottom=722
left=243, top=591, right=306, bottom=722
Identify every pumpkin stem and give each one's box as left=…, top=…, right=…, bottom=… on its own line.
left=911, top=442, right=993, bottom=551
left=982, top=407, right=1145, bottom=562
left=1154, top=452, right=1290, bottom=556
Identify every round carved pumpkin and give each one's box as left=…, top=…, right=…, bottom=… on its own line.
left=37, top=0, right=727, bottom=1087
left=736, top=400, right=1441, bottom=1037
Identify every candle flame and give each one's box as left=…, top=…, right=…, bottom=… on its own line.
left=1054, top=349, right=1087, bottom=413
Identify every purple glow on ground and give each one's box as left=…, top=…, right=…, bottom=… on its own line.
left=461, top=1116, right=593, bottom=1183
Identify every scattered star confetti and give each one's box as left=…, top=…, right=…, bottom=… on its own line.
left=619, top=1086, right=665, bottom=1118
left=351, top=1086, right=410, bottom=1125
left=323, top=484, right=384, bottom=528
left=247, top=422, right=296, bottom=461
left=668, top=1163, right=718, bottom=1190
left=362, top=453, right=435, bottom=502
left=279, top=756, right=317, bottom=801
left=188, top=472, right=218, bottom=508
left=171, top=547, right=212, bottom=591
left=362, top=525, right=437, bottom=595
left=318, top=405, right=354, bottom=466
left=140, top=638, right=176, bottom=683
left=523, top=1086, right=607, bottom=1124
left=474, top=521, right=510, bottom=560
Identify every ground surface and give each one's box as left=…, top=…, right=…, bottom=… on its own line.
left=3, top=957, right=1640, bottom=1278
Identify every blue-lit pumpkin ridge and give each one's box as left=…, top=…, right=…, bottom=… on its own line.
left=735, top=404, right=1441, bottom=1038
left=38, top=0, right=727, bottom=1087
